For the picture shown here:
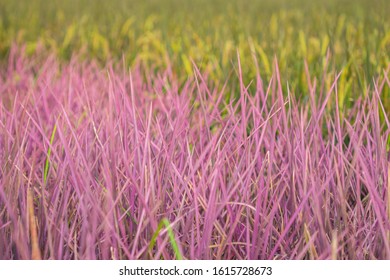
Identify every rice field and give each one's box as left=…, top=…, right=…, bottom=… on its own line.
left=0, top=0, right=389, bottom=260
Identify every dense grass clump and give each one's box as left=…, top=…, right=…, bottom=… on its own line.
left=1, top=50, right=389, bottom=259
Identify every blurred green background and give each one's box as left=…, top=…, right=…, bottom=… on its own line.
left=0, top=0, right=389, bottom=110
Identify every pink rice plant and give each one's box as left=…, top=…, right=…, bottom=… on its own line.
left=0, top=48, right=389, bottom=259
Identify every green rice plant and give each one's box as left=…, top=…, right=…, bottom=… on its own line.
left=149, top=218, right=183, bottom=260
left=43, top=123, right=57, bottom=185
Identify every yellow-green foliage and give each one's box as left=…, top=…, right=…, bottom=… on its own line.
left=0, top=0, right=389, bottom=111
